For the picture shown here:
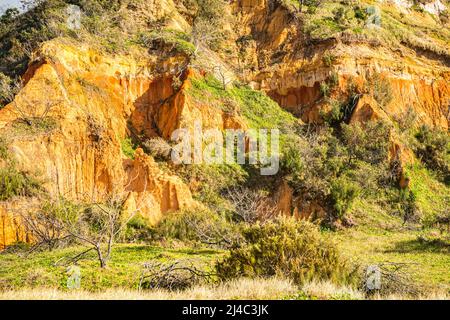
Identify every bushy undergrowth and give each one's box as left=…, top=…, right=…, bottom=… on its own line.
left=0, top=137, right=42, bottom=201
left=300, top=1, right=449, bottom=57
left=413, top=125, right=450, bottom=185
left=281, top=120, right=393, bottom=223
left=0, top=165, right=42, bottom=201
left=215, top=217, right=355, bottom=285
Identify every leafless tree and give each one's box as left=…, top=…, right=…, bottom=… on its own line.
left=19, top=172, right=152, bottom=268
left=212, top=65, right=233, bottom=90
left=57, top=186, right=152, bottom=268
left=2, top=79, right=60, bottom=126
left=363, top=262, right=420, bottom=298
left=182, top=212, right=240, bottom=248
left=19, top=204, right=69, bottom=253
left=225, top=187, right=278, bottom=224
left=191, top=13, right=223, bottom=57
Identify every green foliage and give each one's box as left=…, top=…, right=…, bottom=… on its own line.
left=403, top=163, right=449, bottom=225
left=188, top=75, right=297, bottom=130
left=0, top=0, right=69, bottom=78
left=0, top=165, right=42, bottom=201
left=281, top=135, right=304, bottom=174
left=139, top=29, right=195, bottom=56
left=330, top=177, right=360, bottom=219
left=0, top=243, right=220, bottom=291
left=177, top=162, right=247, bottom=212
left=320, top=81, right=330, bottom=97
left=322, top=99, right=345, bottom=125
left=0, top=136, right=8, bottom=160
left=367, top=73, right=393, bottom=107
left=283, top=121, right=392, bottom=222
left=319, top=73, right=338, bottom=98
left=299, top=1, right=449, bottom=58
left=341, top=121, right=391, bottom=165
left=322, top=52, right=337, bottom=67
left=413, top=125, right=450, bottom=184
left=187, top=0, right=230, bottom=51
left=216, top=217, right=353, bottom=284
left=11, top=117, right=57, bottom=136
left=124, top=214, right=156, bottom=243
left=0, top=72, right=14, bottom=106
left=121, top=137, right=136, bottom=159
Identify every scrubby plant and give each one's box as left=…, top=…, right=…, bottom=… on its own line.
left=0, top=136, right=8, bottom=160
left=0, top=165, right=42, bottom=201
left=216, top=217, right=354, bottom=284
left=322, top=52, right=337, bottom=67
left=139, top=29, right=196, bottom=56
left=121, top=137, right=136, bottom=159
left=367, top=73, right=393, bottom=107
left=156, top=209, right=239, bottom=248
left=330, top=177, right=360, bottom=220
left=0, top=72, right=15, bottom=107
left=321, top=99, right=345, bottom=125
left=143, top=137, right=172, bottom=161
left=123, top=214, right=156, bottom=243
left=283, top=119, right=394, bottom=223
left=413, top=125, right=450, bottom=184
left=320, top=81, right=331, bottom=97
left=341, top=121, right=391, bottom=165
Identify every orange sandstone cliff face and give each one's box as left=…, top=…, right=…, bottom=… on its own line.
left=0, top=40, right=228, bottom=248
left=233, top=0, right=449, bottom=129
left=0, top=37, right=250, bottom=247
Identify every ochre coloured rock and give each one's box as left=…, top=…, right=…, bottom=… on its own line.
left=0, top=40, right=231, bottom=248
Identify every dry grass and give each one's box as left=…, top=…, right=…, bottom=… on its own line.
left=0, top=278, right=297, bottom=300
left=300, top=280, right=449, bottom=300
left=1, top=277, right=448, bottom=300
left=301, top=280, right=365, bottom=300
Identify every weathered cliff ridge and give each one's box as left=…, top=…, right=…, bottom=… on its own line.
left=234, top=0, right=449, bottom=128
left=0, top=40, right=190, bottom=247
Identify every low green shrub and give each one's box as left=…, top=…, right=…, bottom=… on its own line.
left=139, top=29, right=195, bottom=56
left=367, top=73, right=393, bottom=107
left=216, top=217, right=354, bottom=284
left=121, top=137, right=136, bottom=159
left=330, top=177, right=360, bottom=220
left=413, top=125, right=449, bottom=184
left=123, top=214, right=156, bottom=243
left=0, top=165, right=42, bottom=201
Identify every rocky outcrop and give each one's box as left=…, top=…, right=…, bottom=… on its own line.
left=0, top=40, right=205, bottom=247
left=233, top=1, right=449, bottom=129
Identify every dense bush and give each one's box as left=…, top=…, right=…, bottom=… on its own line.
left=341, top=121, right=391, bottom=165
left=0, top=165, right=42, bottom=201
left=123, top=214, right=156, bottom=243
left=367, top=73, right=393, bottom=107
left=330, top=177, right=360, bottom=220
left=216, top=217, right=354, bottom=284
left=413, top=125, right=450, bottom=184
left=281, top=120, right=393, bottom=222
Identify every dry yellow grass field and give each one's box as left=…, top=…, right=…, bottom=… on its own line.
left=1, top=278, right=448, bottom=300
